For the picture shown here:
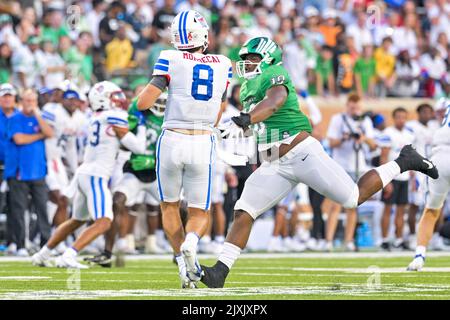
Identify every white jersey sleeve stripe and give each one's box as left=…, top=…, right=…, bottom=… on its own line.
left=42, top=111, right=56, bottom=122
left=107, top=117, right=128, bottom=126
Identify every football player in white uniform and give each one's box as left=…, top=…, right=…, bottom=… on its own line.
left=405, top=103, right=439, bottom=248
left=41, top=81, right=79, bottom=231
left=137, top=10, right=232, bottom=287
left=408, top=99, right=450, bottom=271
left=32, top=81, right=146, bottom=268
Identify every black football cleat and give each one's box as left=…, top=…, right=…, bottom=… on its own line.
left=200, top=261, right=229, bottom=288
left=84, top=252, right=112, bottom=268
left=395, top=145, right=439, bottom=179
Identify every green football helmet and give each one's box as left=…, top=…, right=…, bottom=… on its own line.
left=151, top=91, right=167, bottom=117
left=236, top=37, right=283, bottom=79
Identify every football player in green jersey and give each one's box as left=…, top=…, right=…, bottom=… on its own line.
left=200, top=37, right=439, bottom=288
left=85, top=92, right=166, bottom=267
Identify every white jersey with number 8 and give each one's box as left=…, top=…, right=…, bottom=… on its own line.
left=153, top=50, right=232, bottom=131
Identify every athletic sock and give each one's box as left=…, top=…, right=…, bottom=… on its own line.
left=415, top=245, right=426, bottom=258
left=65, top=247, right=78, bottom=258
left=146, top=234, right=157, bottom=247
left=184, top=232, right=200, bottom=248
left=375, top=161, right=401, bottom=187
left=40, top=245, right=52, bottom=259
left=214, top=235, right=225, bottom=244
left=218, top=242, right=241, bottom=270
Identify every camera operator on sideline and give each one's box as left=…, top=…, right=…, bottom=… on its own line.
left=325, top=93, right=377, bottom=251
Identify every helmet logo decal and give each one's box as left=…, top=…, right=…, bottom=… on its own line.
left=188, top=32, right=193, bottom=41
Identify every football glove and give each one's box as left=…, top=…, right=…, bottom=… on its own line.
left=231, top=112, right=251, bottom=130
left=128, top=112, right=145, bottom=131
left=130, top=155, right=155, bottom=171
left=219, top=121, right=245, bottom=140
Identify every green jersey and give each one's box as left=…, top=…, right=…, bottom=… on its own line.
left=123, top=98, right=164, bottom=183
left=240, top=64, right=312, bottom=145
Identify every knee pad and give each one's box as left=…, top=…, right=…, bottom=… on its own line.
left=343, top=185, right=359, bottom=209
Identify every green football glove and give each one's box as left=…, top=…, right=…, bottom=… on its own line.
left=130, top=155, right=156, bottom=171
left=128, top=114, right=139, bottom=131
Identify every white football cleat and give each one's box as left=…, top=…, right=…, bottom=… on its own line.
left=267, top=237, right=288, bottom=252
left=180, top=242, right=202, bottom=282
left=56, top=254, right=89, bottom=269
left=345, top=241, right=356, bottom=252
left=16, top=248, right=30, bottom=257
left=31, top=252, right=53, bottom=267
left=179, top=264, right=197, bottom=289
left=5, top=243, right=17, bottom=256
left=407, top=254, right=425, bottom=271
left=283, top=237, right=306, bottom=252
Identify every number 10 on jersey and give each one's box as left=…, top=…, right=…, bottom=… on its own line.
left=191, top=64, right=213, bottom=101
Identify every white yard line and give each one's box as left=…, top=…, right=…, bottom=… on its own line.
left=1, top=251, right=450, bottom=263
left=1, top=283, right=450, bottom=300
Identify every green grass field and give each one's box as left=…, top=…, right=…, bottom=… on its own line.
left=1, top=252, right=450, bottom=300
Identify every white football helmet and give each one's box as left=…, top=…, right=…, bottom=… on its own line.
left=150, top=91, right=167, bottom=117
left=170, top=10, right=209, bottom=52
left=88, top=81, right=127, bottom=112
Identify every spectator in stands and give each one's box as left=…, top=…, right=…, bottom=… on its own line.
left=326, top=93, right=377, bottom=251
left=0, top=43, right=12, bottom=84
left=99, top=1, right=126, bottom=48
left=346, top=11, right=373, bottom=53
left=151, top=0, right=177, bottom=42
left=436, top=32, right=449, bottom=61
left=5, top=89, right=53, bottom=256
left=335, top=35, right=358, bottom=94
left=0, top=14, right=21, bottom=51
left=248, top=9, right=273, bottom=39
left=392, top=13, right=419, bottom=58
left=11, top=35, right=41, bottom=90
left=374, top=37, right=396, bottom=97
left=303, top=6, right=324, bottom=50
left=354, top=44, right=376, bottom=98
left=315, top=45, right=336, bottom=96
left=392, top=49, right=420, bottom=97
left=419, top=47, right=447, bottom=98
left=318, top=8, right=341, bottom=48
left=86, top=0, right=107, bottom=49
left=63, top=32, right=94, bottom=90
left=39, top=8, right=69, bottom=47
left=379, top=107, right=415, bottom=251
left=283, top=29, right=313, bottom=92
left=36, top=38, right=66, bottom=89
left=15, top=7, right=38, bottom=44
left=105, top=23, right=136, bottom=74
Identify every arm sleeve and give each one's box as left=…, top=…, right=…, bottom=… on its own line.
left=150, top=75, right=169, bottom=91
left=120, top=128, right=146, bottom=155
